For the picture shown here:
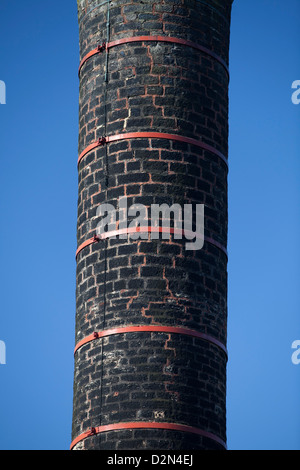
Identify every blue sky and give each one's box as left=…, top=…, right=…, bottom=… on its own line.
left=0, top=0, right=299, bottom=450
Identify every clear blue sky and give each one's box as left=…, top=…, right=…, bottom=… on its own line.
left=0, top=0, right=299, bottom=450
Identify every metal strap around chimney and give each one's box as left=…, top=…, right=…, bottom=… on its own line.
left=77, top=132, right=228, bottom=168
left=75, top=235, right=100, bottom=259
left=78, top=35, right=229, bottom=78
left=70, top=422, right=227, bottom=450
left=75, top=227, right=228, bottom=259
left=74, top=325, right=228, bottom=358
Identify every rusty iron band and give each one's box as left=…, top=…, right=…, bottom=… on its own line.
left=70, top=421, right=227, bottom=450
left=75, top=228, right=228, bottom=259
left=74, top=325, right=228, bottom=358
left=78, top=35, right=229, bottom=78
left=77, top=132, right=228, bottom=168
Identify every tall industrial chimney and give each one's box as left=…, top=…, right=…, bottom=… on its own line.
left=72, top=0, right=233, bottom=450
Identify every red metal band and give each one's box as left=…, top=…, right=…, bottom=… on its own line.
left=77, top=132, right=228, bottom=168
left=205, top=236, right=228, bottom=257
left=70, top=421, right=227, bottom=450
left=75, top=235, right=100, bottom=259
left=75, top=227, right=228, bottom=259
left=78, top=35, right=229, bottom=78
left=74, top=325, right=228, bottom=357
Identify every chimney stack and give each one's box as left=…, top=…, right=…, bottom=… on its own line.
left=72, top=0, right=233, bottom=450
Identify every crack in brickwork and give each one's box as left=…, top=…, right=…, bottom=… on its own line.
left=163, top=334, right=180, bottom=402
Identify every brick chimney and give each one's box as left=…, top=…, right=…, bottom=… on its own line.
left=72, top=0, right=233, bottom=450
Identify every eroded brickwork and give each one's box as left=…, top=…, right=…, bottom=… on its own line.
left=72, top=0, right=233, bottom=450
